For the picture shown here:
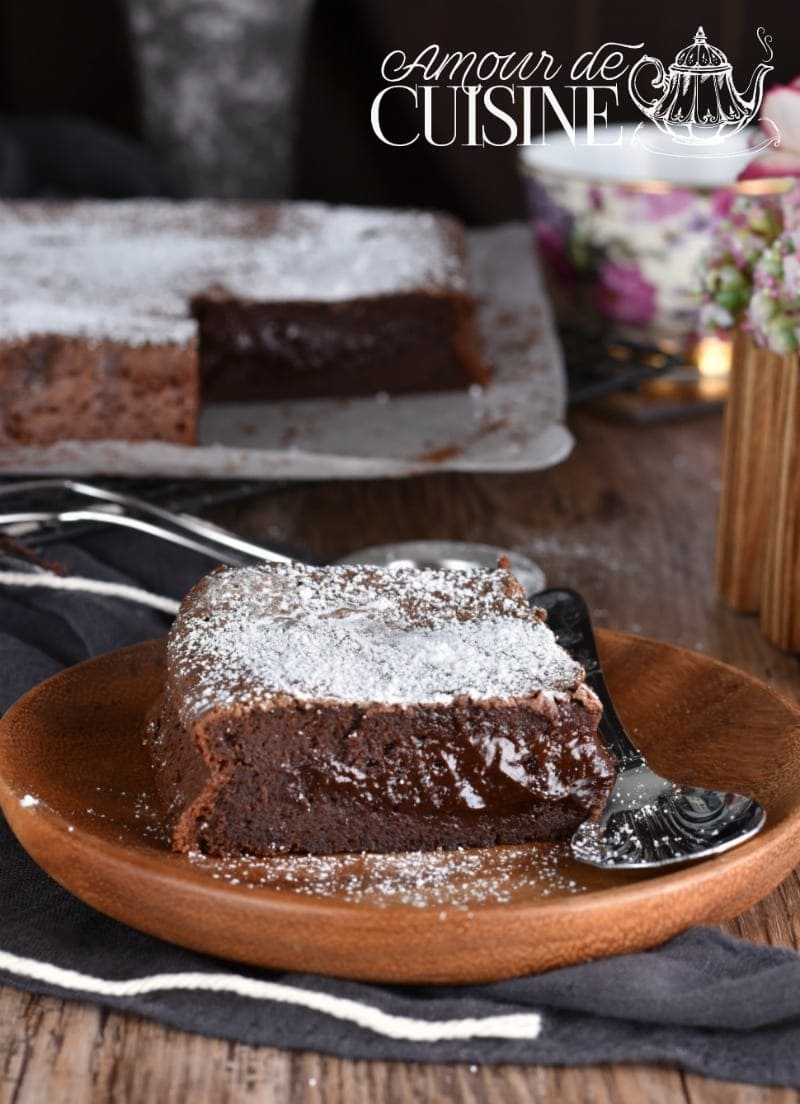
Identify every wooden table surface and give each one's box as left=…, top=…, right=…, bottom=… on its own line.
left=2, top=410, right=799, bottom=1103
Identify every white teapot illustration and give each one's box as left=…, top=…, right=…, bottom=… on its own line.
left=628, top=26, right=773, bottom=144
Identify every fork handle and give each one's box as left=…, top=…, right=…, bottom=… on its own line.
left=533, top=588, right=644, bottom=768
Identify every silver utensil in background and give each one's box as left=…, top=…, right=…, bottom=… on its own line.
left=0, top=480, right=545, bottom=589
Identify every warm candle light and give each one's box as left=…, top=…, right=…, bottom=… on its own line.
left=694, top=336, right=732, bottom=401
left=635, top=335, right=732, bottom=414
left=695, top=336, right=733, bottom=379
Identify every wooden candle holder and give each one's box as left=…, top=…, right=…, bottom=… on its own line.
left=715, top=332, right=800, bottom=652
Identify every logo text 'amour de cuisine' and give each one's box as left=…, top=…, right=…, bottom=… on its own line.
left=371, top=42, right=644, bottom=147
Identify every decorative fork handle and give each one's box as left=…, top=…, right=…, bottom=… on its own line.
left=533, top=588, right=645, bottom=769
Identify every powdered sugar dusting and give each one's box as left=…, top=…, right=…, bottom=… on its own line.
left=0, top=201, right=468, bottom=345
left=186, top=842, right=585, bottom=908
left=168, top=563, right=584, bottom=721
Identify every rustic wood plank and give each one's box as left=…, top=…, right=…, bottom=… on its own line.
left=683, top=1072, right=800, bottom=1103
left=1, top=411, right=799, bottom=1103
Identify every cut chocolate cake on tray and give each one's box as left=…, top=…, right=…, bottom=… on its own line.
left=0, top=201, right=487, bottom=446
left=147, top=561, right=614, bottom=857
left=190, top=203, right=487, bottom=402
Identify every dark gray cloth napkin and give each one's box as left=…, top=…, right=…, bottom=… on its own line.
left=1, top=528, right=800, bottom=1087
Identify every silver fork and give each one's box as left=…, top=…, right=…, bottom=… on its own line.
left=0, top=479, right=293, bottom=567
left=0, top=482, right=543, bottom=587
left=536, top=588, right=766, bottom=869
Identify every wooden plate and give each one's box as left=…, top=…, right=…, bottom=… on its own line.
left=2, top=633, right=800, bottom=984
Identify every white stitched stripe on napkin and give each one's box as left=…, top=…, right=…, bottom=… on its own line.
left=0, top=950, right=541, bottom=1043
left=0, top=571, right=180, bottom=614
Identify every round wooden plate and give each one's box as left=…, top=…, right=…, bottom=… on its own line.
left=2, top=632, right=800, bottom=984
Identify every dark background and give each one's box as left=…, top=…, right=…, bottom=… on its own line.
left=0, top=0, right=796, bottom=222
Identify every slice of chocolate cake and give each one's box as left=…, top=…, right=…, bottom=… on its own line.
left=190, top=203, right=488, bottom=401
left=0, top=200, right=486, bottom=448
left=147, top=562, right=614, bottom=857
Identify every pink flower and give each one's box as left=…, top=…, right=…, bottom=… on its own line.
left=535, top=223, right=576, bottom=283
left=739, top=148, right=800, bottom=181
left=779, top=184, right=800, bottom=233
left=739, top=77, right=800, bottom=180
left=593, top=263, right=657, bottom=326
left=763, top=82, right=800, bottom=152
left=711, top=190, right=736, bottom=219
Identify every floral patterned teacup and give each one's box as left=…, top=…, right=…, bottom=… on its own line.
left=519, top=125, right=771, bottom=348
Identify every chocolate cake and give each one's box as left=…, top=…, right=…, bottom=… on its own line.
left=0, top=338, right=197, bottom=448
left=0, top=203, right=199, bottom=448
left=0, top=201, right=486, bottom=446
left=191, top=203, right=487, bottom=402
left=147, top=562, right=614, bottom=858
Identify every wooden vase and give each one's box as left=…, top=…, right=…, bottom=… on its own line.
left=760, top=352, right=800, bottom=652
left=715, top=331, right=800, bottom=652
